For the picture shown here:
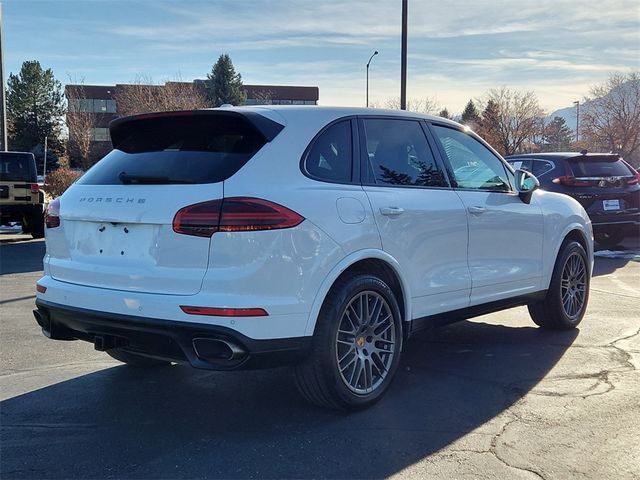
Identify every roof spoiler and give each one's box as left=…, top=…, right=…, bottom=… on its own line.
left=109, top=109, right=284, bottom=149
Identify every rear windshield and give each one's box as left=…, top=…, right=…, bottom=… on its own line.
left=78, top=115, right=268, bottom=185
left=568, top=156, right=633, bottom=177
left=0, top=153, right=36, bottom=182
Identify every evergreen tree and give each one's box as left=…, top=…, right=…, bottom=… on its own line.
left=478, top=99, right=502, bottom=152
left=461, top=100, right=481, bottom=130
left=205, top=54, right=246, bottom=107
left=438, top=108, right=451, bottom=119
left=543, top=116, right=573, bottom=151
left=30, top=143, right=60, bottom=176
left=6, top=60, right=65, bottom=157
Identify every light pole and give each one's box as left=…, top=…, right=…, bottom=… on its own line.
left=366, top=50, right=378, bottom=107
left=0, top=2, right=7, bottom=151
left=573, top=100, right=580, bottom=143
left=400, top=0, right=407, bottom=110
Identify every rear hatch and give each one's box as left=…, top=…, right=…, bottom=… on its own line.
left=552, top=154, right=640, bottom=218
left=48, top=110, right=283, bottom=295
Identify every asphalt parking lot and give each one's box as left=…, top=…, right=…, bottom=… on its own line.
left=1, top=237, right=639, bottom=479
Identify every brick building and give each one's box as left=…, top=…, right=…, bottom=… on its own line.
left=65, top=81, right=319, bottom=166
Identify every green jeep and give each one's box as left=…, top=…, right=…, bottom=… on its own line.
left=0, top=151, right=45, bottom=238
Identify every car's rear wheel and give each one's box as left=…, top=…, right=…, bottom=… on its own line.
left=594, top=231, right=624, bottom=249
left=294, top=274, right=403, bottom=410
left=107, top=348, right=171, bottom=367
left=528, top=240, right=589, bottom=330
left=30, top=211, right=45, bottom=239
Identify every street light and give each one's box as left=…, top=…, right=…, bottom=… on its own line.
left=366, top=50, right=378, bottom=108
left=573, top=100, right=580, bottom=143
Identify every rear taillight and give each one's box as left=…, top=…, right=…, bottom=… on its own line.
left=626, top=172, right=640, bottom=185
left=45, top=198, right=61, bottom=229
left=172, top=199, right=222, bottom=237
left=551, top=176, right=590, bottom=187
left=30, top=183, right=40, bottom=193
left=172, top=197, right=304, bottom=238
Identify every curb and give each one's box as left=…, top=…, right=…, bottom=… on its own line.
left=0, top=235, right=37, bottom=244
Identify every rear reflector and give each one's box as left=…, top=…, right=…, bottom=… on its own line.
left=180, top=306, right=268, bottom=317
left=36, top=284, right=47, bottom=294
left=173, top=197, right=304, bottom=237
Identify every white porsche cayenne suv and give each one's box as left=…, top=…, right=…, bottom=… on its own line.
left=34, top=107, right=593, bottom=410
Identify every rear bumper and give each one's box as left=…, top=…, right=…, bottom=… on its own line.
left=590, top=212, right=640, bottom=234
left=34, top=299, right=311, bottom=370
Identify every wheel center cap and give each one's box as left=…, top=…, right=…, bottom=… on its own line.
left=356, top=336, right=366, bottom=348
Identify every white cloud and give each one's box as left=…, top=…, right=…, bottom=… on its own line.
left=6, top=0, right=639, bottom=114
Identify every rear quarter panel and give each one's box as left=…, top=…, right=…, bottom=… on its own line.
left=221, top=109, right=384, bottom=335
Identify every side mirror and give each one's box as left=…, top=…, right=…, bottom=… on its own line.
left=514, top=169, right=539, bottom=204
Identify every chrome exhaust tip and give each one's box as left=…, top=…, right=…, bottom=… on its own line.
left=192, top=337, right=247, bottom=362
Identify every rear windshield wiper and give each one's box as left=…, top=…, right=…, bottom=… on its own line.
left=118, top=172, right=194, bottom=184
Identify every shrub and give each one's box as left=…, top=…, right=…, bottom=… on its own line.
left=43, top=168, right=83, bottom=199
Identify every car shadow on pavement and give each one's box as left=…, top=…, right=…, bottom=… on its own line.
left=1, top=320, right=577, bottom=479
left=0, top=240, right=45, bottom=275
left=592, top=256, right=634, bottom=277
left=592, top=235, right=640, bottom=277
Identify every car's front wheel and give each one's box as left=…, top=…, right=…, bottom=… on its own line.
left=294, top=274, right=403, bottom=410
left=528, top=240, right=590, bottom=330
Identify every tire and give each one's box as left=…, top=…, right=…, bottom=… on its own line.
left=528, top=240, right=590, bottom=330
left=594, top=231, right=624, bottom=249
left=294, top=274, right=403, bottom=410
left=107, top=348, right=171, bottom=367
left=30, top=211, right=45, bottom=239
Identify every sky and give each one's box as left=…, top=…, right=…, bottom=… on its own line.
left=3, top=0, right=640, bottom=115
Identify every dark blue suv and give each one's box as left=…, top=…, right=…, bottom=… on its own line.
left=505, top=152, right=640, bottom=248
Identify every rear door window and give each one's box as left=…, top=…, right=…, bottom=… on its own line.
left=532, top=159, right=554, bottom=177
left=78, top=114, right=271, bottom=185
left=508, top=159, right=532, bottom=172
left=362, top=118, right=447, bottom=187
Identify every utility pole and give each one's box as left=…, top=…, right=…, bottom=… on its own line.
left=43, top=136, right=47, bottom=180
left=400, top=0, right=407, bottom=110
left=0, top=2, right=8, bottom=151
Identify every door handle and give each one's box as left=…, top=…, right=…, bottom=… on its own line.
left=380, top=207, right=405, bottom=216
left=467, top=206, right=486, bottom=215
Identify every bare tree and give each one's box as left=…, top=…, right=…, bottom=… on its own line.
left=580, top=72, right=640, bottom=167
left=65, top=79, right=95, bottom=169
left=478, top=87, right=544, bottom=156
left=371, top=96, right=440, bottom=114
left=114, top=75, right=208, bottom=117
